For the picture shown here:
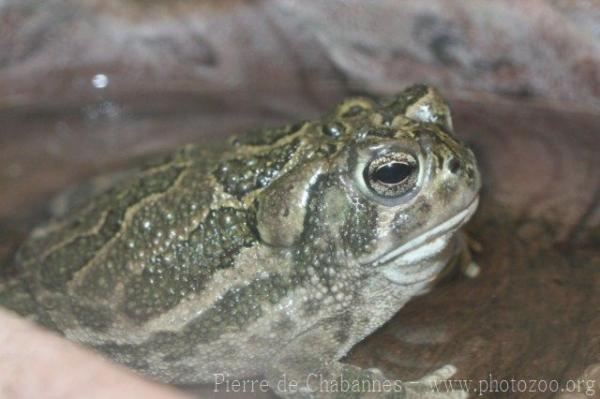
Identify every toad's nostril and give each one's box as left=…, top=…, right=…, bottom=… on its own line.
left=448, top=157, right=461, bottom=174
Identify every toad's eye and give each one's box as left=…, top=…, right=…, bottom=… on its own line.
left=364, top=153, right=418, bottom=198
left=373, top=162, right=413, bottom=184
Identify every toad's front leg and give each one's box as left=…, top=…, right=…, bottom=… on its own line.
left=265, top=324, right=468, bottom=399
left=434, top=232, right=482, bottom=285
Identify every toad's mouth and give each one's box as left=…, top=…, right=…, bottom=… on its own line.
left=371, top=196, right=479, bottom=268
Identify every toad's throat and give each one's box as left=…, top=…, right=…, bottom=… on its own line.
left=372, top=196, right=479, bottom=268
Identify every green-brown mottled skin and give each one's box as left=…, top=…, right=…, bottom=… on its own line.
left=0, top=85, right=480, bottom=398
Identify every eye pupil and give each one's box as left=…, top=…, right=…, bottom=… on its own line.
left=373, top=162, right=413, bottom=185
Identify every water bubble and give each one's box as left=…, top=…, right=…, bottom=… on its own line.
left=92, top=73, right=109, bottom=89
